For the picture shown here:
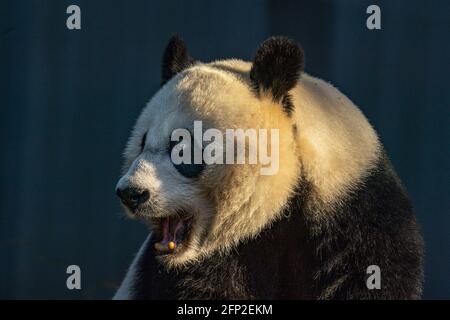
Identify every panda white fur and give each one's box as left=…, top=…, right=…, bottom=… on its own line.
left=114, top=36, right=423, bottom=299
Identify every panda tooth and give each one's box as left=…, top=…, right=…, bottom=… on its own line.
left=168, top=241, right=176, bottom=250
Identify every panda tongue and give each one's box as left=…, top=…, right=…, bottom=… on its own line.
left=157, top=216, right=183, bottom=251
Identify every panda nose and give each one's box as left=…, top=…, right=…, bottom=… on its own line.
left=116, top=187, right=150, bottom=209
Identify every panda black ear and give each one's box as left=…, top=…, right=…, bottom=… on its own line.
left=250, top=37, right=304, bottom=114
left=161, top=35, right=195, bottom=86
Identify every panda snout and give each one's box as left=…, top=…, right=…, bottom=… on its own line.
left=116, top=186, right=150, bottom=210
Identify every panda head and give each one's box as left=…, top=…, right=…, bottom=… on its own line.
left=116, top=36, right=304, bottom=267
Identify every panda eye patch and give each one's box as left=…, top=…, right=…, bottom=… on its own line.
left=140, top=132, right=147, bottom=151
left=168, top=139, right=205, bottom=178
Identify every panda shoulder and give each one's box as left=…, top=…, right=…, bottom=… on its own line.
left=291, top=74, right=381, bottom=203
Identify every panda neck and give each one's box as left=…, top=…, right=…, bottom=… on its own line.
left=174, top=177, right=316, bottom=299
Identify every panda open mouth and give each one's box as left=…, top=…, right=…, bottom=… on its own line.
left=151, top=214, right=193, bottom=255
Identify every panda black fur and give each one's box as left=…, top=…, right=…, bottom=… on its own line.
left=114, top=36, right=423, bottom=300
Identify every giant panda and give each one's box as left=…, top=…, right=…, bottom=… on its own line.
left=113, top=36, right=424, bottom=299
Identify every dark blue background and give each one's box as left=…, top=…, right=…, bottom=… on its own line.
left=1, top=0, right=449, bottom=299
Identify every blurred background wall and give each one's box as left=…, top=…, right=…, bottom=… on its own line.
left=0, top=0, right=449, bottom=299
